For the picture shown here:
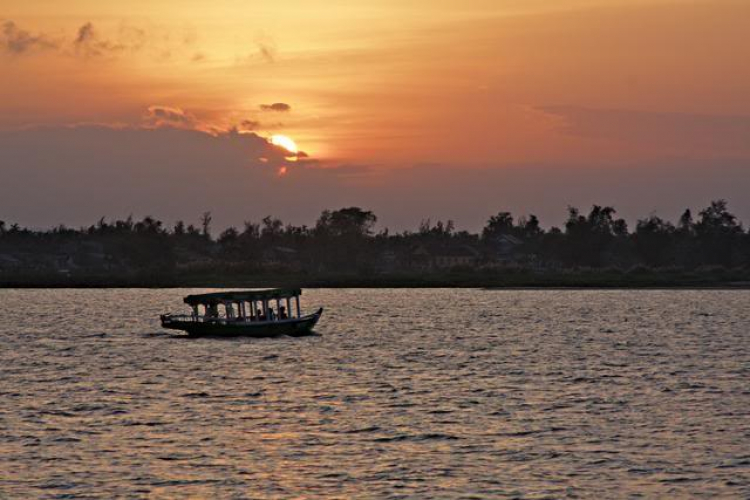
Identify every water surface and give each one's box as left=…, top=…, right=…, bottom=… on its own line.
left=1, top=289, right=748, bottom=498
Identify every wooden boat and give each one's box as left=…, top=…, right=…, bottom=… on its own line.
left=160, top=288, right=323, bottom=337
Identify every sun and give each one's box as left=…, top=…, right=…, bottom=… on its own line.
left=271, top=134, right=298, bottom=154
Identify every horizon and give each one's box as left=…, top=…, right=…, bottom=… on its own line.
left=1, top=197, right=746, bottom=236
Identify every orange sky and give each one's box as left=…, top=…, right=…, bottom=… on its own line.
left=2, top=0, right=750, bottom=229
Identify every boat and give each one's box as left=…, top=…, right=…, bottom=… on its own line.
left=160, top=288, right=323, bottom=337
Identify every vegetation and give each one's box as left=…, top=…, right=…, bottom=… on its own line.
left=1, top=200, right=749, bottom=287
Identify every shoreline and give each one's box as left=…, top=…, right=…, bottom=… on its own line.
left=2, top=278, right=749, bottom=290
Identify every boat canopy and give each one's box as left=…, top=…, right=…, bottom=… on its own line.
left=183, top=288, right=302, bottom=306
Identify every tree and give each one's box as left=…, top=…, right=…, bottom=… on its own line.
left=678, top=209, right=694, bottom=235
left=696, top=200, right=740, bottom=234
left=242, top=221, right=260, bottom=239
left=694, top=200, right=743, bottom=266
left=563, top=205, right=627, bottom=266
left=518, top=215, right=542, bottom=239
left=134, top=216, right=164, bottom=234
left=418, top=219, right=455, bottom=238
left=218, top=227, right=239, bottom=245
left=200, top=211, right=212, bottom=239
left=634, top=215, right=675, bottom=267
left=218, top=227, right=240, bottom=257
left=261, top=216, right=284, bottom=239
left=316, top=207, right=377, bottom=238
left=482, top=212, right=514, bottom=241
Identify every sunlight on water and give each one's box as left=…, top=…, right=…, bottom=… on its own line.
left=0, top=289, right=749, bottom=498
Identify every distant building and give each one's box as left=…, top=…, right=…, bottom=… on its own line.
left=262, top=246, right=302, bottom=271
left=433, top=245, right=480, bottom=269
left=486, top=234, right=526, bottom=266
left=409, top=244, right=481, bottom=270
left=409, top=245, right=433, bottom=270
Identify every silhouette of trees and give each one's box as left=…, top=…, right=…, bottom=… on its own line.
left=0, top=201, right=747, bottom=283
left=482, top=212, right=514, bottom=241
left=562, top=206, right=629, bottom=266
left=634, top=215, right=675, bottom=267
left=694, top=200, right=744, bottom=266
left=316, top=207, right=377, bottom=238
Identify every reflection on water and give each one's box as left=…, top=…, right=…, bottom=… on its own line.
left=0, top=288, right=749, bottom=498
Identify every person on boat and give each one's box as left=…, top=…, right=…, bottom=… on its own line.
left=206, top=304, right=219, bottom=321
left=279, top=306, right=288, bottom=319
left=268, top=307, right=276, bottom=321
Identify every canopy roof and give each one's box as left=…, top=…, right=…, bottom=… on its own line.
left=184, top=288, right=301, bottom=305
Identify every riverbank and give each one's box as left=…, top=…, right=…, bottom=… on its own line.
left=2, top=268, right=749, bottom=289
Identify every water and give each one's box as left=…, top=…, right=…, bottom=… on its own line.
left=1, top=289, right=748, bottom=499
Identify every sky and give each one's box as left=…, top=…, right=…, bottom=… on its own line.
left=1, top=0, right=749, bottom=231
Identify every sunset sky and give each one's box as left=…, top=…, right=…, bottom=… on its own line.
left=2, top=0, right=749, bottom=230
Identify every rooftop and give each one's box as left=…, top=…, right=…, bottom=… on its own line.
left=184, top=288, right=302, bottom=305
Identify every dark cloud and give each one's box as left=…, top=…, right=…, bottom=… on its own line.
left=2, top=125, right=749, bottom=233
left=240, top=119, right=260, bottom=131
left=144, top=105, right=197, bottom=129
left=0, top=125, right=325, bottom=229
left=74, top=22, right=125, bottom=57
left=1, top=20, right=57, bottom=54
left=541, top=106, right=750, bottom=156
left=75, top=22, right=94, bottom=45
left=260, top=103, right=291, bottom=112
left=1, top=20, right=198, bottom=61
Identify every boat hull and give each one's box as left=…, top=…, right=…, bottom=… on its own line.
left=161, top=308, right=323, bottom=337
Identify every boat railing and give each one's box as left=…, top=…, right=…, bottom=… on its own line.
left=162, top=312, right=316, bottom=325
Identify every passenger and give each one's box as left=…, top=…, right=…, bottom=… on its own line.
left=268, top=307, right=276, bottom=321
left=279, top=306, right=288, bottom=319
left=206, top=304, right=219, bottom=321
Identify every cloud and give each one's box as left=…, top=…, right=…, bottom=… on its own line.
left=240, top=119, right=260, bottom=131
left=144, top=105, right=198, bottom=129
left=256, top=40, right=276, bottom=63
left=2, top=125, right=750, bottom=233
left=0, top=125, right=328, bottom=229
left=74, top=22, right=125, bottom=57
left=1, top=20, right=195, bottom=61
left=540, top=106, right=750, bottom=157
left=260, top=103, right=291, bottom=112
left=0, top=20, right=57, bottom=54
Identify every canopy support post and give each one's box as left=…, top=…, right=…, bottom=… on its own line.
left=295, top=295, right=301, bottom=318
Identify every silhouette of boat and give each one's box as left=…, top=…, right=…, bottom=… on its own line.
left=160, top=288, right=323, bottom=337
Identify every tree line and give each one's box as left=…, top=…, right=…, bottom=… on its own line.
left=0, top=201, right=748, bottom=283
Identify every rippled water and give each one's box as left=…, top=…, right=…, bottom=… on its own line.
left=1, top=289, right=749, bottom=498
